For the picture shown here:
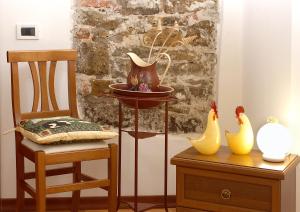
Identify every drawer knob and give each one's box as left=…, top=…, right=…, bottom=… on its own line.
left=220, top=189, right=231, bottom=200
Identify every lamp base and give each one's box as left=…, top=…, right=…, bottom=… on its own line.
left=262, top=153, right=286, bottom=162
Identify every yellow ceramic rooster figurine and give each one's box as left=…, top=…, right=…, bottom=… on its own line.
left=225, top=106, right=254, bottom=155
left=188, top=102, right=221, bottom=155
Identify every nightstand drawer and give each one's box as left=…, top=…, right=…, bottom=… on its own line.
left=177, top=167, right=272, bottom=211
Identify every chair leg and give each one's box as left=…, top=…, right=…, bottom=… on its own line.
left=72, top=161, right=81, bottom=212
left=108, top=144, right=118, bottom=212
left=35, top=151, right=46, bottom=212
left=16, top=150, right=25, bottom=212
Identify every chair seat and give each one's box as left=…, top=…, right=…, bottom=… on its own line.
left=22, top=138, right=109, bottom=154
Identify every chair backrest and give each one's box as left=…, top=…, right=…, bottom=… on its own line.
left=7, top=50, right=79, bottom=126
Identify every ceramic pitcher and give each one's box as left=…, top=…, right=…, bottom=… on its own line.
left=127, top=52, right=171, bottom=92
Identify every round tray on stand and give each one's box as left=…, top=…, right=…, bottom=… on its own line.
left=109, top=83, right=174, bottom=109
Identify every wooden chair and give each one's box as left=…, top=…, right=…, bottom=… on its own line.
left=7, top=49, right=117, bottom=212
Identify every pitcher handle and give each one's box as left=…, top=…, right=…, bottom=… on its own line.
left=158, top=52, right=171, bottom=86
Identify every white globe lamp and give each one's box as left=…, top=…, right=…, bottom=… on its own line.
left=257, top=118, right=292, bottom=162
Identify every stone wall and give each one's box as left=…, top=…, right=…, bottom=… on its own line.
left=73, top=0, right=219, bottom=133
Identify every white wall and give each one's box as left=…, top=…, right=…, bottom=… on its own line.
left=218, top=0, right=244, bottom=143
left=291, top=0, right=300, bottom=210
left=243, top=0, right=292, bottom=132
left=290, top=0, right=300, bottom=153
left=1, top=1, right=300, bottom=210
left=0, top=0, right=73, bottom=197
left=0, top=0, right=3, bottom=199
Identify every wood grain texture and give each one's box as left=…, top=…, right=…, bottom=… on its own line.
left=172, top=146, right=299, bottom=212
left=7, top=50, right=77, bottom=123
left=178, top=167, right=272, bottom=211
left=108, top=144, right=118, bottom=212
left=68, top=60, right=79, bottom=118
left=7, top=50, right=118, bottom=212
left=20, top=141, right=35, bottom=162
left=35, top=151, right=47, bottom=212
left=171, top=146, right=299, bottom=180
left=1, top=196, right=176, bottom=212
left=281, top=168, right=296, bottom=212
left=54, top=209, right=176, bottom=212
left=38, top=61, right=50, bottom=111
left=21, top=110, right=71, bottom=120
left=24, top=167, right=75, bottom=179
left=10, top=62, right=21, bottom=124
left=22, top=181, right=36, bottom=198
left=45, top=148, right=110, bottom=165
left=47, top=179, right=110, bottom=194
left=177, top=207, right=208, bottom=212
left=15, top=132, right=25, bottom=212
left=49, top=61, right=59, bottom=110
left=7, top=49, right=77, bottom=62
left=72, top=162, right=82, bottom=212
left=28, top=62, right=40, bottom=112
left=92, top=210, right=176, bottom=212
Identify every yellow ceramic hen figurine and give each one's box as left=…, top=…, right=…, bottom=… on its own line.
left=188, top=102, right=221, bottom=155
left=225, top=106, right=254, bottom=155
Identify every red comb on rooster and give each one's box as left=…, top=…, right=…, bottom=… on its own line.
left=211, top=101, right=218, bottom=120
left=235, top=106, right=245, bottom=125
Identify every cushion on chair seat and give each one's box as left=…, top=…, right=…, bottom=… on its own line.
left=22, top=138, right=111, bottom=154
left=16, top=116, right=118, bottom=144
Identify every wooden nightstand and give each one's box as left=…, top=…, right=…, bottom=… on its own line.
left=171, top=146, right=299, bottom=212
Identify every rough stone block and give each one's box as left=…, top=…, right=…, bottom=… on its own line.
left=74, top=27, right=91, bottom=39
left=162, top=49, right=195, bottom=61
left=77, top=41, right=110, bottom=76
left=110, top=58, right=131, bottom=80
left=165, top=53, right=217, bottom=76
left=120, top=0, right=160, bottom=15
left=188, top=79, right=214, bottom=98
left=186, top=20, right=216, bottom=48
left=169, top=115, right=202, bottom=133
left=79, top=0, right=120, bottom=10
left=161, top=16, right=188, bottom=27
left=143, top=28, right=182, bottom=47
left=80, top=95, right=119, bottom=125
left=76, top=9, right=105, bottom=26
left=91, top=79, right=113, bottom=95
left=76, top=73, right=96, bottom=96
left=91, top=27, right=109, bottom=42
left=164, top=0, right=216, bottom=14
left=76, top=9, right=122, bottom=30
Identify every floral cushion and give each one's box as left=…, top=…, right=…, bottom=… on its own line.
left=16, top=116, right=118, bottom=144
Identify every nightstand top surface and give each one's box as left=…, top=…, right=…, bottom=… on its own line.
left=171, top=146, right=299, bottom=180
